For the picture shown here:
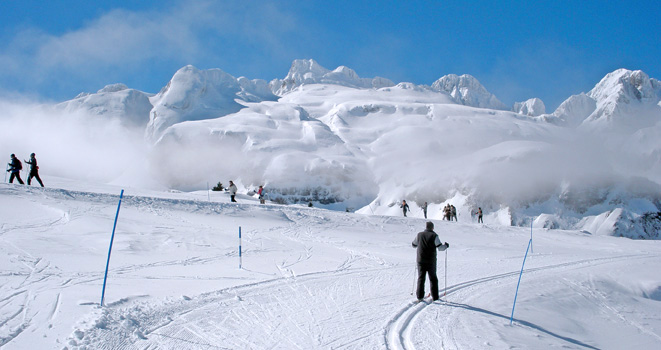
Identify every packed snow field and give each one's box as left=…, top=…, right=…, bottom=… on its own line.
left=2, top=179, right=661, bottom=349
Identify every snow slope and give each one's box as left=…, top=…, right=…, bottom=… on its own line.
left=1, top=180, right=660, bottom=349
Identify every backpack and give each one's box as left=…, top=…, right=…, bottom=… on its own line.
left=15, top=159, right=22, bottom=171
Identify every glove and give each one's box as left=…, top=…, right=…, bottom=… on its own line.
left=445, top=242, right=449, bottom=248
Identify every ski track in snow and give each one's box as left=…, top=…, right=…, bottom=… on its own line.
left=384, top=253, right=653, bottom=350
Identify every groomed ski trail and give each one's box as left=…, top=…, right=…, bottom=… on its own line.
left=384, top=253, right=656, bottom=350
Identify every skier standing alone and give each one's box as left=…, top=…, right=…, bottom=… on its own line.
left=24, top=153, right=44, bottom=187
left=7, top=154, right=24, bottom=184
left=401, top=200, right=410, bottom=217
left=422, top=202, right=428, bottom=219
left=412, top=221, right=449, bottom=301
left=257, top=185, right=265, bottom=204
left=228, top=181, right=238, bottom=202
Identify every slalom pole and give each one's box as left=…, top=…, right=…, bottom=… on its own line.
left=510, top=238, right=532, bottom=325
left=101, top=189, right=124, bottom=307
left=238, top=226, right=242, bottom=269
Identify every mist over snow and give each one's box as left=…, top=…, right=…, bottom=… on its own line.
left=0, top=99, right=148, bottom=185
left=2, top=59, right=661, bottom=239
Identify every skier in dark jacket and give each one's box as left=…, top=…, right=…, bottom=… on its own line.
left=401, top=200, right=410, bottom=217
left=412, top=221, right=449, bottom=301
left=422, top=202, right=428, bottom=219
left=7, top=154, right=24, bottom=184
left=24, top=153, right=44, bottom=187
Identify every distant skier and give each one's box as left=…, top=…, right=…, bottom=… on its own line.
left=7, top=154, right=24, bottom=184
left=412, top=221, right=449, bottom=301
left=477, top=207, right=483, bottom=223
left=401, top=200, right=410, bottom=217
left=422, top=202, right=428, bottom=219
left=451, top=205, right=457, bottom=221
left=228, top=181, right=238, bottom=202
left=24, top=153, right=44, bottom=187
left=257, top=185, right=265, bottom=204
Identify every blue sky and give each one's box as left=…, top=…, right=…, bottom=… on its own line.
left=0, top=0, right=658, bottom=110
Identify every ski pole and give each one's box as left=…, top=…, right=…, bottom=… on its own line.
left=4, top=164, right=8, bottom=183
left=239, top=226, right=242, bottom=269
left=411, top=265, right=417, bottom=295
left=444, top=249, right=448, bottom=297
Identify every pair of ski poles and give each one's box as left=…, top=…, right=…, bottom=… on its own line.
left=411, top=249, right=448, bottom=298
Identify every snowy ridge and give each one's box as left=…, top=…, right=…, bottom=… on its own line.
left=56, top=84, right=153, bottom=126
left=431, top=74, right=507, bottom=110
left=269, top=59, right=395, bottom=96
left=582, top=69, right=661, bottom=131
left=145, top=65, right=278, bottom=143
left=513, top=98, right=546, bottom=116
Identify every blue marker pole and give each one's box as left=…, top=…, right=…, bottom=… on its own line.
left=510, top=238, right=532, bottom=325
left=239, top=226, right=242, bottom=269
left=101, top=189, right=124, bottom=307
left=530, top=220, right=534, bottom=255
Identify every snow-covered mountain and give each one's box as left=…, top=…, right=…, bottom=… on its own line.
left=541, top=69, right=661, bottom=130
left=32, top=62, right=661, bottom=239
left=269, top=59, right=395, bottom=96
left=145, top=65, right=278, bottom=143
left=513, top=98, right=546, bottom=116
left=56, top=83, right=153, bottom=126
left=431, top=74, right=507, bottom=110
left=544, top=93, right=596, bottom=127
left=582, top=69, right=661, bottom=131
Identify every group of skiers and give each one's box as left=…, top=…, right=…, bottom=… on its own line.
left=227, top=181, right=266, bottom=204
left=402, top=200, right=483, bottom=223
left=6, top=153, right=44, bottom=187
left=442, top=204, right=457, bottom=221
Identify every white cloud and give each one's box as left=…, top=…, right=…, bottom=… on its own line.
left=0, top=1, right=300, bottom=94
